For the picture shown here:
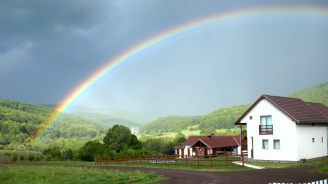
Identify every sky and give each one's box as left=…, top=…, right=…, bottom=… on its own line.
left=1, top=0, right=328, bottom=116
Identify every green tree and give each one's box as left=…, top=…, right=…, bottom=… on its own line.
left=103, top=125, right=141, bottom=153
left=173, top=133, right=186, bottom=146
left=61, top=148, right=74, bottom=160
left=78, top=141, right=104, bottom=161
left=42, top=146, right=61, bottom=160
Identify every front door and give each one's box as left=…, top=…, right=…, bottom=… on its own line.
left=181, top=149, right=184, bottom=158
left=188, top=148, right=190, bottom=157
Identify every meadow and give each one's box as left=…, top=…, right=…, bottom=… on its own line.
left=246, top=157, right=328, bottom=173
left=0, top=161, right=166, bottom=184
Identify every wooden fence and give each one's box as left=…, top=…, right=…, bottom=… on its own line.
left=270, top=179, right=327, bottom=184
left=95, top=152, right=246, bottom=170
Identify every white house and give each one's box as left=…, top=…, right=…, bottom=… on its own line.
left=235, top=95, right=328, bottom=161
left=174, top=135, right=243, bottom=158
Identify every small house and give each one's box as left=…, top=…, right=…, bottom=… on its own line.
left=174, top=135, right=243, bottom=158
left=235, top=95, right=328, bottom=161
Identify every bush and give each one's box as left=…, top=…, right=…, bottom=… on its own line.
left=19, top=155, right=24, bottom=160
left=35, top=155, right=42, bottom=161
left=28, top=154, right=34, bottom=161
left=78, top=141, right=105, bottom=161
left=61, top=149, right=74, bottom=160
left=42, top=147, right=61, bottom=160
left=11, top=154, right=17, bottom=161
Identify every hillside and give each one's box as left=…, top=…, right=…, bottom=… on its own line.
left=289, top=82, right=328, bottom=106
left=142, top=105, right=249, bottom=135
left=70, top=109, right=151, bottom=131
left=142, top=82, right=328, bottom=136
left=0, top=99, right=107, bottom=150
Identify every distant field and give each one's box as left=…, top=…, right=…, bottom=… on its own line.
left=140, top=126, right=240, bottom=139
left=0, top=161, right=165, bottom=184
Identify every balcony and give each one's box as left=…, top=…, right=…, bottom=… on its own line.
left=259, top=125, right=273, bottom=135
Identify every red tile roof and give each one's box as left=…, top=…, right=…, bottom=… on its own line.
left=184, top=135, right=240, bottom=148
left=235, top=95, right=328, bottom=125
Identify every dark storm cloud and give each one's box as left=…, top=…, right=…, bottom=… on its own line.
left=1, top=0, right=328, bottom=115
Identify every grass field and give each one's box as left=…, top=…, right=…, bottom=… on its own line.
left=0, top=161, right=166, bottom=184
left=246, top=157, right=328, bottom=173
left=96, top=156, right=249, bottom=172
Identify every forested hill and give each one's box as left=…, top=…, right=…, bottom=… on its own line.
left=0, top=99, right=107, bottom=150
left=142, top=82, right=328, bottom=135
left=141, top=105, right=249, bottom=135
left=289, top=82, right=328, bottom=106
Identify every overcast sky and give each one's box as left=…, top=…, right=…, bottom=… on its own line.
left=1, top=0, right=328, bottom=116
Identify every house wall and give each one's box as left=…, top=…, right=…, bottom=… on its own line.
left=241, top=99, right=299, bottom=161
left=234, top=146, right=241, bottom=154
left=296, top=124, right=328, bottom=160
left=177, top=146, right=194, bottom=158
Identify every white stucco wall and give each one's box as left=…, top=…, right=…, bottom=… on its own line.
left=178, top=146, right=194, bottom=158
left=241, top=99, right=328, bottom=161
left=235, top=145, right=241, bottom=155
left=296, top=125, right=328, bottom=160
left=241, top=99, right=299, bottom=161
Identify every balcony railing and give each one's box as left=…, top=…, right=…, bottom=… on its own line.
left=259, top=125, right=273, bottom=135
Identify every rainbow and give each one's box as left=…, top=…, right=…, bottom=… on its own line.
left=31, top=6, right=328, bottom=145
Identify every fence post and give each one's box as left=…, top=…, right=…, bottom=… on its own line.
left=197, top=156, right=199, bottom=169
left=175, top=156, right=177, bottom=167
left=164, top=155, right=166, bottom=166
left=242, top=151, right=244, bottom=167
left=210, top=155, right=212, bottom=169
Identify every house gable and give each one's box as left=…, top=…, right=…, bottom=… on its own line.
left=235, top=95, right=328, bottom=125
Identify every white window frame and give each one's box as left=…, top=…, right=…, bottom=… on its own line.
left=273, top=139, right=280, bottom=150
left=262, top=139, right=269, bottom=150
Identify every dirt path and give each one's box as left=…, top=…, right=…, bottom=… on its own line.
left=92, top=166, right=328, bottom=184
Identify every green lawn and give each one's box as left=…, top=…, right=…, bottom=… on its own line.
left=246, top=157, right=328, bottom=173
left=0, top=161, right=166, bottom=184
left=97, top=156, right=249, bottom=172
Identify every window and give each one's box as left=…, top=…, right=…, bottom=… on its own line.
left=260, top=116, right=272, bottom=126
left=249, top=116, right=253, bottom=120
left=259, top=115, right=273, bottom=135
left=312, top=138, right=315, bottom=143
left=274, top=139, right=280, bottom=149
left=322, top=137, right=324, bottom=143
left=262, top=139, right=269, bottom=149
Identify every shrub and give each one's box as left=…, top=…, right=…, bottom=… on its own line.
left=35, top=155, right=42, bottom=161
left=78, top=141, right=105, bottom=161
left=19, top=155, right=24, bottom=160
left=42, top=147, right=61, bottom=160
left=28, top=154, right=34, bottom=161
left=11, top=154, right=17, bottom=161
left=61, top=149, right=74, bottom=160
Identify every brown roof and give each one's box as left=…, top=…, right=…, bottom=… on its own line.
left=235, top=95, right=328, bottom=125
left=185, top=135, right=240, bottom=148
